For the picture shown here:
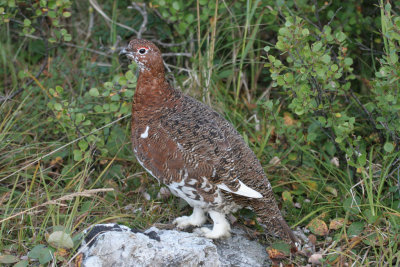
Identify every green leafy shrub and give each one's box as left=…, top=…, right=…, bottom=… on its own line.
left=264, top=10, right=399, bottom=169
left=46, top=67, right=137, bottom=161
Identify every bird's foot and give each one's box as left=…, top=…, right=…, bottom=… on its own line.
left=198, top=226, right=231, bottom=239
left=173, top=207, right=206, bottom=229
left=197, top=210, right=231, bottom=239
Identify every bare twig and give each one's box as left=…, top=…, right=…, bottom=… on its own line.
left=151, top=40, right=192, bottom=47
left=129, top=2, right=147, bottom=39
left=89, top=0, right=138, bottom=34
left=21, top=33, right=112, bottom=57
left=0, top=18, right=49, bottom=104
left=162, top=52, right=192, bottom=57
left=348, top=89, right=385, bottom=143
left=84, top=6, right=95, bottom=45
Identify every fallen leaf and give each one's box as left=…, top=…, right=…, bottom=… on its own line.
left=307, top=218, right=328, bottom=236
left=306, top=181, right=318, bottom=190
left=329, top=218, right=346, bottom=230
left=269, top=156, right=281, bottom=165
left=75, top=253, right=83, bottom=267
left=283, top=112, right=296, bottom=126
left=330, top=157, right=339, bottom=167
left=142, top=192, right=151, bottom=201
left=309, top=253, right=323, bottom=265
left=56, top=248, right=69, bottom=257
left=50, top=156, right=63, bottom=166
left=308, top=234, right=317, bottom=245
left=324, top=186, right=338, bottom=197
left=267, top=248, right=286, bottom=260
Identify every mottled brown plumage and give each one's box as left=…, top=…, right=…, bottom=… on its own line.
left=120, top=39, right=297, bottom=246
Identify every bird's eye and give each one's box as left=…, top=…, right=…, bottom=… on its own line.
left=138, top=48, right=147, bottom=54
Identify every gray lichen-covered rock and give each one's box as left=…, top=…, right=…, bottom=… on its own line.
left=214, top=227, right=271, bottom=267
left=79, top=224, right=270, bottom=267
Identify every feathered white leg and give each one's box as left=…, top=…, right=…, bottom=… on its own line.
left=174, top=206, right=207, bottom=229
left=200, top=210, right=231, bottom=239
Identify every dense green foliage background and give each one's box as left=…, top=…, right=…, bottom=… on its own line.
left=1, top=0, right=400, bottom=265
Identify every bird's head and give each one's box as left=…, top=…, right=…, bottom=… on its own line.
left=119, top=39, right=163, bottom=73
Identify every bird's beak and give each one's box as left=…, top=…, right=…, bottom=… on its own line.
left=119, top=48, right=128, bottom=55
left=119, top=48, right=133, bottom=58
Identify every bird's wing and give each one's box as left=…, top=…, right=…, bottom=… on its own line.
left=158, top=95, right=263, bottom=199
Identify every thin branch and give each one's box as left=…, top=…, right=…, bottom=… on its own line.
left=162, top=52, right=192, bottom=57
left=89, top=0, right=138, bottom=34
left=151, top=40, right=193, bottom=47
left=348, top=89, right=384, bottom=143
left=129, top=2, right=147, bottom=39
left=0, top=18, right=49, bottom=104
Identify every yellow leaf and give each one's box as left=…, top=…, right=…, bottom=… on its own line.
left=283, top=112, right=296, bottom=126
left=282, top=191, right=293, bottom=203
left=306, top=181, right=318, bottom=190
left=324, top=186, right=338, bottom=197
left=307, top=218, right=328, bottom=236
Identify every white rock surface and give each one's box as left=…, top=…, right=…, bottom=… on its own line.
left=79, top=224, right=270, bottom=267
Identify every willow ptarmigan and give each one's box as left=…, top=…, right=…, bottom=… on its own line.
left=120, top=39, right=297, bottom=246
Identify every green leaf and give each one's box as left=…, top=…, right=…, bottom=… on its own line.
left=321, top=54, right=331, bottom=64
left=23, top=19, right=31, bottom=27
left=125, top=70, right=136, bottom=81
left=172, top=1, right=180, bottom=10
left=344, top=57, right=353, bottom=66
left=94, top=105, right=103, bottom=113
left=312, top=41, right=323, bottom=52
left=384, top=142, right=394, bottom=153
left=14, top=260, right=29, bottom=267
left=63, top=11, right=71, bottom=17
left=104, top=82, right=113, bottom=90
left=118, top=76, right=127, bottom=86
left=335, top=31, right=347, bottom=42
left=302, top=28, right=309, bottom=36
left=264, top=46, right=270, bottom=52
left=73, top=149, right=82, bottom=161
left=75, top=113, right=85, bottom=124
left=343, top=196, right=361, bottom=215
left=78, top=140, right=88, bottom=151
left=28, top=245, right=53, bottom=264
left=63, top=34, right=72, bottom=42
left=282, top=191, right=293, bottom=203
left=347, top=221, right=364, bottom=237
left=0, top=254, right=19, bottom=264
left=390, top=51, right=398, bottom=64
left=89, top=88, right=99, bottom=97
left=111, top=94, right=120, bottom=101
left=55, top=85, right=64, bottom=94
left=47, top=231, right=74, bottom=249
left=363, top=209, right=379, bottom=224
left=54, top=103, right=62, bottom=111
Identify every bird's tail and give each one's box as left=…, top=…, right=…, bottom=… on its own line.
left=233, top=192, right=298, bottom=247
left=251, top=195, right=298, bottom=246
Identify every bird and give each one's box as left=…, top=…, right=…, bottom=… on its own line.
left=119, top=39, right=298, bottom=246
